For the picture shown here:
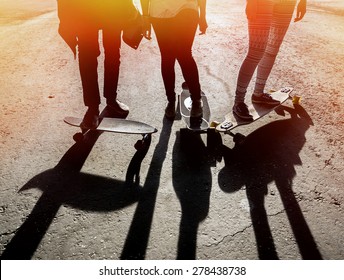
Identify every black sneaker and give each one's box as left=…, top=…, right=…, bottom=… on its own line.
left=81, top=108, right=99, bottom=130
left=190, top=99, right=203, bottom=118
left=232, top=102, right=253, bottom=121
left=252, top=92, right=280, bottom=105
left=106, top=99, right=129, bottom=118
left=165, top=101, right=176, bottom=120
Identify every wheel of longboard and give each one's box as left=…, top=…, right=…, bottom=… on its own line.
left=210, top=121, right=220, bottom=130
left=73, top=132, right=84, bottom=142
left=292, top=95, right=301, bottom=104
left=134, top=139, right=144, bottom=150
left=233, top=133, right=246, bottom=145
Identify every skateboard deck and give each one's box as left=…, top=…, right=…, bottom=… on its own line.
left=216, top=87, right=294, bottom=133
left=64, top=117, right=157, bottom=135
left=179, top=83, right=211, bottom=131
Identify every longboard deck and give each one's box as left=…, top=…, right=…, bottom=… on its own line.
left=216, top=87, right=293, bottom=133
left=180, top=85, right=211, bottom=131
left=64, top=117, right=157, bottom=135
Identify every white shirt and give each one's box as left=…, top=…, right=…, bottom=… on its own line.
left=149, top=0, right=198, bottom=18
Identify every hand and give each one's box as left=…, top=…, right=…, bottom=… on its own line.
left=246, top=0, right=258, bottom=21
left=199, top=16, right=208, bottom=35
left=58, top=23, right=77, bottom=58
left=294, top=0, right=307, bottom=22
left=142, top=16, right=152, bottom=40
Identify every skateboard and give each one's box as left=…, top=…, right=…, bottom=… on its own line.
left=215, top=87, right=294, bottom=144
left=178, top=82, right=223, bottom=155
left=179, top=82, right=211, bottom=131
left=64, top=116, right=157, bottom=150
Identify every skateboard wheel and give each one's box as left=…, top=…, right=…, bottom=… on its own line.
left=292, top=95, right=301, bottom=104
left=210, top=121, right=220, bottom=128
left=134, top=140, right=144, bottom=150
left=73, top=132, right=84, bottom=142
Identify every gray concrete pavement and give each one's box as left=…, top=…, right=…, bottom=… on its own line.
left=0, top=1, right=343, bottom=260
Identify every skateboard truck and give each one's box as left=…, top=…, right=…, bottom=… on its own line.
left=220, top=121, right=233, bottom=130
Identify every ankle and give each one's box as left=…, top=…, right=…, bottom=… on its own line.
left=106, top=98, right=116, bottom=106
left=192, top=98, right=202, bottom=105
left=234, top=101, right=244, bottom=106
left=253, top=92, right=263, bottom=97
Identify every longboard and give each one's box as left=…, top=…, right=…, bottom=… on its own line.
left=64, top=117, right=157, bottom=135
left=64, top=116, right=157, bottom=149
left=216, top=87, right=294, bottom=136
left=179, top=82, right=211, bottom=131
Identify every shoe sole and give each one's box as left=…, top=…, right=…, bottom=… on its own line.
left=233, top=110, right=253, bottom=121
left=106, top=107, right=129, bottom=118
left=251, top=100, right=280, bottom=106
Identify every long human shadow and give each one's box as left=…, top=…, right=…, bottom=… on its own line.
left=1, top=128, right=147, bottom=260
left=120, top=117, right=173, bottom=259
left=218, top=104, right=322, bottom=259
left=171, top=130, right=213, bottom=259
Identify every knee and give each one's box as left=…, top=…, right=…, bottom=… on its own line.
left=78, top=43, right=100, bottom=60
left=265, top=46, right=280, bottom=58
left=246, top=49, right=265, bottom=64
left=77, top=33, right=100, bottom=59
left=176, top=49, right=194, bottom=66
left=161, top=53, right=176, bottom=67
left=104, top=48, right=120, bottom=64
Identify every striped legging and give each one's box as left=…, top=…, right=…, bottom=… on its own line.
left=235, top=0, right=297, bottom=103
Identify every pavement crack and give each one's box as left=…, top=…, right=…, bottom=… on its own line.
left=0, top=229, right=17, bottom=238
left=204, top=210, right=287, bottom=249
left=204, top=224, right=254, bottom=248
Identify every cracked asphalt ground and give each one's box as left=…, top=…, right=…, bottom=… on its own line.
left=0, top=0, right=343, bottom=259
